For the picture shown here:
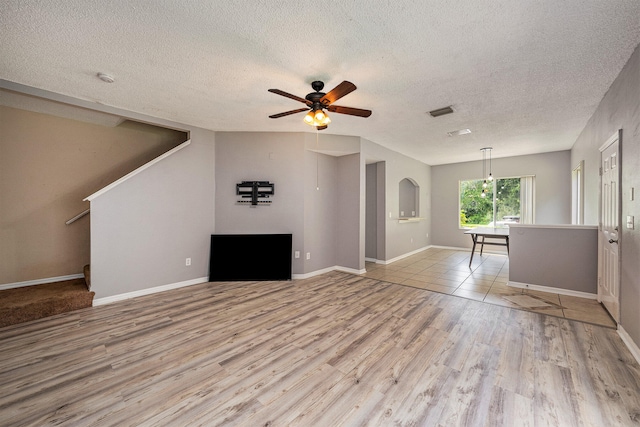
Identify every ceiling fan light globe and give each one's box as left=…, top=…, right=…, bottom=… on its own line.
left=314, top=110, right=326, bottom=121
left=304, top=111, right=315, bottom=124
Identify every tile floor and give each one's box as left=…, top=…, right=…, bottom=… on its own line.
left=362, top=247, right=616, bottom=328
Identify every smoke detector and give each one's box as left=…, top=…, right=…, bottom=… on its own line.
left=97, top=72, right=115, bottom=83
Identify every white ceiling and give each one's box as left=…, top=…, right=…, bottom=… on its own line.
left=1, top=0, right=639, bottom=165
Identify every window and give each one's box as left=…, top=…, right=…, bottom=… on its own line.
left=459, top=176, right=534, bottom=228
left=571, top=161, right=584, bottom=224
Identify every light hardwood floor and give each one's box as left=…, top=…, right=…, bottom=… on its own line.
left=1, top=271, right=639, bottom=426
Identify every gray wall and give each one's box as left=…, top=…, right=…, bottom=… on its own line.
left=365, top=163, right=377, bottom=259
left=361, top=139, right=431, bottom=261
left=215, top=131, right=364, bottom=275
left=303, top=150, right=339, bottom=273
left=337, top=153, right=364, bottom=271
left=303, top=133, right=363, bottom=273
left=509, top=225, right=598, bottom=293
left=376, top=162, right=387, bottom=260
left=431, top=151, right=572, bottom=250
left=570, top=43, right=640, bottom=349
left=215, top=132, right=306, bottom=273
left=215, top=132, right=429, bottom=273
left=90, top=128, right=215, bottom=299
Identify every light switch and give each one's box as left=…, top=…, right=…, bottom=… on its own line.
left=627, top=216, right=634, bottom=229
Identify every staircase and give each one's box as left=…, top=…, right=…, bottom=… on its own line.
left=0, top=266, right=94, bottom=328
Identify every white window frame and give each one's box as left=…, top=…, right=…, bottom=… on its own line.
left=571, top=161, right=584, bottom=225
left=458, top=175, right=535, bottom=229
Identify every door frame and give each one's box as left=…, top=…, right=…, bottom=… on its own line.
left=597, top=129, right=622, bottom=321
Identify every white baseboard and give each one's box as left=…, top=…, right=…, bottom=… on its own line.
left=93, top=276, right=208, bottom=306
left=618, top=325, right=640, bottom=367
left=335, top=266, right=367, bottom=275
left=292, top=266, right=336, bottom=280
left=508, top=281, right=597, bottom=299
left=430, top=244, right=509, bottom=256
left=0, top=273, right=84, bottom=291
left=429, top=245, right=470, bottom=252
left=377, top=246, right=430, bottom=265
left=293, top=265, right=367, bottom=280
left=366, top=246, right=474, bottom=266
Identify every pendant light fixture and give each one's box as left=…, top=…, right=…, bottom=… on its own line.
left=480, top=147, right=493, bottom=198
left=488, top=147, right=493, bottom=182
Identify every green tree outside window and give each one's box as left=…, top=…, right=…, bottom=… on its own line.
left=460, top=177, right=521, bottom=228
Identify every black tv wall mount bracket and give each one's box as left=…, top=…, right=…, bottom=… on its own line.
left=236, top=181, right=274, bottom=206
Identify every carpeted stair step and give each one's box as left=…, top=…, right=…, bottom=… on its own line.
left=0, top=278, right=95, bottom=328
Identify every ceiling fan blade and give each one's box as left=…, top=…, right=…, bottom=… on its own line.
left=327, top=105, right=372, bottom=117
left=268, top=89, right=312, bottom=105
left=269, top=108, right=309, bottom=119
left=316, top=125, right=328, bottom=131
left=320, top=81, right=357, bottom=105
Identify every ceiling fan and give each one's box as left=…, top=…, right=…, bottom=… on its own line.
left=268, top=80, right=372, bottom=130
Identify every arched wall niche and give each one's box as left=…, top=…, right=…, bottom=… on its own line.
left=399, top=177, right=419, bottom=218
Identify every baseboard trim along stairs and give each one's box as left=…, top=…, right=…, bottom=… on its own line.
left=0, top=273, right=85, bottom=291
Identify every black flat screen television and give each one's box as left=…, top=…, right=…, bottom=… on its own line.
left=209, top=234, right=292, bottom=281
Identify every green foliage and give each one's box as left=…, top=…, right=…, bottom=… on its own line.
left=495, top=178, right=521, bottom=221
left=460, top=179, right=493, bottom=226
left=460, top=210, right=468, bottom=225
left=460, top=178, right=521, bottom=227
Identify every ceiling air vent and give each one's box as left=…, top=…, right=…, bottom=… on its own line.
left=428, top=106, right=454, bottom=117
left=447, top=128, right=471, bottom=137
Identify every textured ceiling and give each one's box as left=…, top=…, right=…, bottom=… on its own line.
left=1, top=0, right=639, bottom=165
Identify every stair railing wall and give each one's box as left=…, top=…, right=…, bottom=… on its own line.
left=65, top=208, right=90, bottom=225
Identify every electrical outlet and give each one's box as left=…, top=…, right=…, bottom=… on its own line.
left=306, top=252, right=311, bottom=260
left=185, top=258, right=191, bottom=266
left=294, top=251, right=300, bottom=259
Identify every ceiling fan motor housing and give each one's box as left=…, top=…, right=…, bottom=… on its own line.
left=306, top=81, right=327, bottom=104
left=306, top=93, right=325, bottom=104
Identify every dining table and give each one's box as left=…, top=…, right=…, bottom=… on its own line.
left=464, top=227, right=510, bottom=267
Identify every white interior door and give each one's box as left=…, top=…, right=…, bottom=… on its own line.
left=599, top=131, right=620, bottom=322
